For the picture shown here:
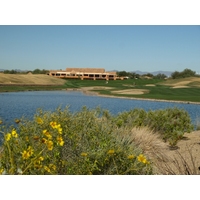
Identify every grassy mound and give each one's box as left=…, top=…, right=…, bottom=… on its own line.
left=0, top=74, right=66, bottom=85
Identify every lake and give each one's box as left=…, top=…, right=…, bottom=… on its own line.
left=0, top=90, right=200, bottom=127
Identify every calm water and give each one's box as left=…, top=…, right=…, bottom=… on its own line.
left=0, top=90, right=200, bottom=126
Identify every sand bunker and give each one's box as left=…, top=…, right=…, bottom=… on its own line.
left=81, top=86, right=114, bottom=90
left=145, top=84, right=156, bottom=87
left=111, top=89, right=149, bottom=95
left=171, top=86, right=190, bottom=89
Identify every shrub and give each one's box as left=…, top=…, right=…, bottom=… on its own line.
left=113, top=107, right=194, bottom=146
left=146, top=108, right=194, bottom=145
left=0, top=107, right=153, bottom=175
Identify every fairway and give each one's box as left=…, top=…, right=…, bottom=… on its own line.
left=64, top=77, right=200, bottom=103
left=1, top=75, right=200, bottom=103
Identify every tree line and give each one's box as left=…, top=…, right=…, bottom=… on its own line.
left=3, top=69, right=49, bottom=74
left=117, top=68, right=199, bottom=79
left=2, top=68, right=199, bottom=79
left=116, top=71, right=167, bottom=79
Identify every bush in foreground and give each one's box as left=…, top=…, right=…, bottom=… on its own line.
left=0, top=106, right=194, bottom=175
left=0, top=107, right=153, bottom=175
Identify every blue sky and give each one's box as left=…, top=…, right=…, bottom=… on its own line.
left=0, top=25, right=200, bottom=73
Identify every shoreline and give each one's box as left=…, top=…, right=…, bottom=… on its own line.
left=1, top=86, right=200, bottom=105
left=68, top=88, right=200, bottom=105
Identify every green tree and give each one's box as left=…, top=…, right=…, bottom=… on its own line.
left=171, top=68, right=196, bottom=79
left=154, top=73, right=167, bottom=79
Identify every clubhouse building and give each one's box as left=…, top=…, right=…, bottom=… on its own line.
left=48, top=68, right=125, bottom=80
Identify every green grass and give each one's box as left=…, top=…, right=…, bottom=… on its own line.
left=64, top=78, right=164, bottom=88
left=0, top=85, right=68, bottom=92
left=1, top=78, right=200, bottom=103
left=63, top=79, right=200, bottom=103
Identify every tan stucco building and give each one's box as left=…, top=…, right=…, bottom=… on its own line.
left=48, top=68, right=124, bottom=80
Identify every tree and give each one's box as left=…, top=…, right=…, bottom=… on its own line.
left=154, top=73, right=167, bottom=79
left=171, top=68, right=196, bottom=79
left=117, top=71, right=129, bottom=77
left=32, top=69, right=49, bottom=74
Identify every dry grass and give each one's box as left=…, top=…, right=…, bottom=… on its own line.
left=115, top=127, right=172, bottom=174
left=159, top=144, right=200, bottom=175
left=0, top=74, right=66, bottom=85
left=115, top=127, right=200, bottom=174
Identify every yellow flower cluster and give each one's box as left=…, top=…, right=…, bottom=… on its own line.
left=41, top=137, right=54, bottom=150
left=0, top=168, right=4, bottom=175
left=81, top=152, right=88, bottom=157
left=22, top=146, right=34, bottom=160
left=5, top=129, right=18, bottom=141
left=43, top=130, right=52, bottom=139
left=44, top=165, right=51, bottom=173
left=137, top=154, right=149, bottom=164
left=50, top=121, right=62, bottom=134
left=36, top=117, right=43, bottom=125
left=34, top=156, right=44, bottom=169
left=127, top=155, right=135, bottom=159
left=44, top=164, right=56, bottom=173
left=107, top=149, right=115, bottom=155
left=57, top=136, right=64, bottom=146
left=47, top=140, right=53, bottom=151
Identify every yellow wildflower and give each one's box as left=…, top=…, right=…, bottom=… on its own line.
left=50, top=121, right=57, bottom=129
left=27, top=146, right=34, bottom=156
left=47, top=140, right=53, bottom=150
left=0, top=120, right=3, bottom=125
left=57, top=127, right=62, bottom=134
left=44, top=166, right=51, bottom=173
left=41, top=138, right=47, bottom=144
left=81, top=152, right=88, bottom=157
left=5, top=133, right=11, bottom=141
left=127, top=155, right=135, bottom=159
left=39, top=156, right=44, bottom=161
left=107, top=149, right=115, bottom=155
left=36, top=117, right=43, bottom=124
left=34, top=164, right=43, bottom=169
left=11, top=129, right=18, bottom=138
left=55, top=123, right=61, bottom=129
left=49, top=164, right=56, bottom=171
left=0, top=168, right=4, bottom=175
left=43, top=130, right=52, bottom=139
left=137, top=154, right=148, bottom=164
left=57, top=136, right=64, bottom=146
left=22, top=150, right=30, bottom=160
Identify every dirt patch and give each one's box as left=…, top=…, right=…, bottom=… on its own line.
left=157, top=130, right=200, bottom=174
left=111, top=89, right=149, bottom=95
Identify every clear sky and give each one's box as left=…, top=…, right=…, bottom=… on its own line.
left=0, top=25, right=200, bottom=73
